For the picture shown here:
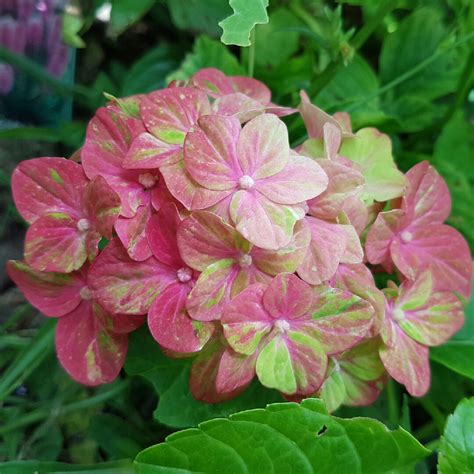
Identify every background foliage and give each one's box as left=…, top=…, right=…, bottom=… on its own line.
left=0, top=0, right=473, bottom=472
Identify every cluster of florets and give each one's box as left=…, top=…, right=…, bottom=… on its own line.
left=8, top=68, right=472, bottom=410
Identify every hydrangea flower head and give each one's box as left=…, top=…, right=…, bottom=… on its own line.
left=7, top=69, right=471, bottom=408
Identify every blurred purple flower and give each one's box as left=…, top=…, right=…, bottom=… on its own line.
left=0, top=0, right=69, bottom=94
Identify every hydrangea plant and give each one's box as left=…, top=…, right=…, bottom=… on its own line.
left=8, top=68, right=472, bottom=409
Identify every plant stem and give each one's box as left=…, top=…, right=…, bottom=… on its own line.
left=0, top=379, right=130, bottom=436
left=297, top=0, right=399, bottom=97
left=425, top=438, right=440, bottom=452
left=0, top=319, right=55, bottom=402
left=248, top=28, right=256, bottom=78
left=0, top=46, right=96, bottom=109
left=387, top=379, right=399, bottom=427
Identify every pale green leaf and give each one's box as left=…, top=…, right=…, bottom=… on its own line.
left=219, top=0, right=269, bottom=47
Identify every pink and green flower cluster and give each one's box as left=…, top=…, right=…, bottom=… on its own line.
left=8, top=68, right=472, bottom=408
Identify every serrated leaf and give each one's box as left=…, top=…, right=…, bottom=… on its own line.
left=438, top=397, right=474, bottom=473
left=134, top=398, right=429, bottom=473
left=219, top=0, right=269, bottom=46
left=124, top=327, right=281, bottom=428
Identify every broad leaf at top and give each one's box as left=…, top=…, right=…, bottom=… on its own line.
left=134, top=398, right=429, bottom=473
left=219, top=0, right=269, bottom=46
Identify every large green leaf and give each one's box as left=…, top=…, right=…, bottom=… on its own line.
left=438, top=397, right=474, bottom=473
left=379, top=8, right=463, bottom=101
left=219, top=0, right=269, bottom=46
left=134, top=398, right=429, bottom=473
left=430, top=276, right=474, bottom=380
left=109, top=0, right=155, bottom=37
left=166, top=35, right=244, bottom=83
left=167, top=0, right=232, bottom=37
left=124, top=328, right=281, bottom=429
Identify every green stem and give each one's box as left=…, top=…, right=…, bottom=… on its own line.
left=0, top=319, right=55, bottom=402
left=248, top=28, right=256, bottom=78
left=345, top=30, right=474, bottom=112
left=419, top=398, right=446, bottom=434
left=444, top=48, right=474, bottom=122
left=425, top=438, right=440, bottom=452
left=387, top=379, right=399, bottom=427
left=0, top=46, right=96, bottom=109
left=0, top=380, right=130, bottom=436
left=0, top=304, right=33, bottom=333
left=295, top=0, right=399, bottom=97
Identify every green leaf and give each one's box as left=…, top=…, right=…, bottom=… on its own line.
left=252, top=8, right=301, bottom=67
left=219, top=0, right=269, bottom=46
left=62, top=12, right=86, bottom=48
left=89, top=414, right=144, bottom=459
left=167, top=0, right=232, bottom=37
left=438, top=397, right=474, bottom=473
left=379, top=8, right=464, bottom=101
left=109, top=0, right=155, bottom=37
left=339, top=128, right=406, bottom=202
left=134, top=398, right=429, bottom=473
left=124, top=328, right=281, bottom=429
left=0, top=460, right=134, bottom=474
left=430, top=276, right=474, bottom=380
left=166, top=35, right=244, bottom=83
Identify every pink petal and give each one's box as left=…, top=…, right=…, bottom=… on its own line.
left=150, top=175, right=180, bottom=211
left=148, top=282, right=213, bottom=353
left=115, top=205, right=153, bottom=262
left=379, top=323, right=430, bottom=397
left=88, top=238, right=176, bottom=315
left=323, top=123, right=342, bottom=160
left=236, top=114, right=289, bottom=179
left=255, top=154, right=328, bottom=204
left=340, top=224, right=364, bottom=264
left=222, top=283, right=273, bottom=355
left=160, top=159, right=232, bottom=211
left=297, top=217, right=351, bottom=285
left=299, top=91, right=351, bottom=139
left=216, top=348, right=257, bottom=394
left=184, top=114, right=240, bottom=190
left=110, top=313, right=146, bottom=334
left=403, top=161, right=451, bottom=226
left=123, top=132, right=182, bottom=169
left=190, top=68, right=235, bottom=97
left=189, top=336, right=250, bottom=403
left=141, top=87, right=211, bottom=143
left=262, top=273, right=314, bottom=320
left=11, top=157, right=87, bottom=224
left=81, top=101, right=148, bottom=218
left=187, top=259, right=239, bottom=322
left=83, top=175, right=121, bottom=239
left=146, top=203, right=183, bottom=268
left=265, top=104, right=298, bottom=117
left=177, top=211, right=241, bottom=271
left=231, top=76, right=271, bottom=104
left=212, top=92, right=265, bottom=123
left=252, top=219, right=311, bottom=275
left=25, top=213, right=95, bottom=273
left=307, top=158, right=364, bottom=221
left=256, top=331, right=327, bottom=396
left=55, top=301, right=128, bottom=386
left=341, top=196, right=369, bottom=235
left=230, top=190, right=305, bottom=250
left=7, top=260, right=83, bottom=317
left=365, top=209, right=405, bottom=269
left=308, top=286, right=374, bottom=354
left=341, top=373, right=382, bottom=407
left=391, top=224, right=472, bottom=299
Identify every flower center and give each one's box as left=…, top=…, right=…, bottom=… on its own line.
left=274, top=319, right=290, bottom=333
left=77, top=218, right=91, bottom=232
left=400, top=230, right=413, bottom=243
left=238, top=253, right=253, bottom=268
left=392, top=307, right=404, bottom=322
left=177, top=266, right=193, bottom=283
left=138, top=172, right=157, bottom=190
left=80, top=286, right=92, bottom=300
left=239, top=175, right=255, bottom=190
